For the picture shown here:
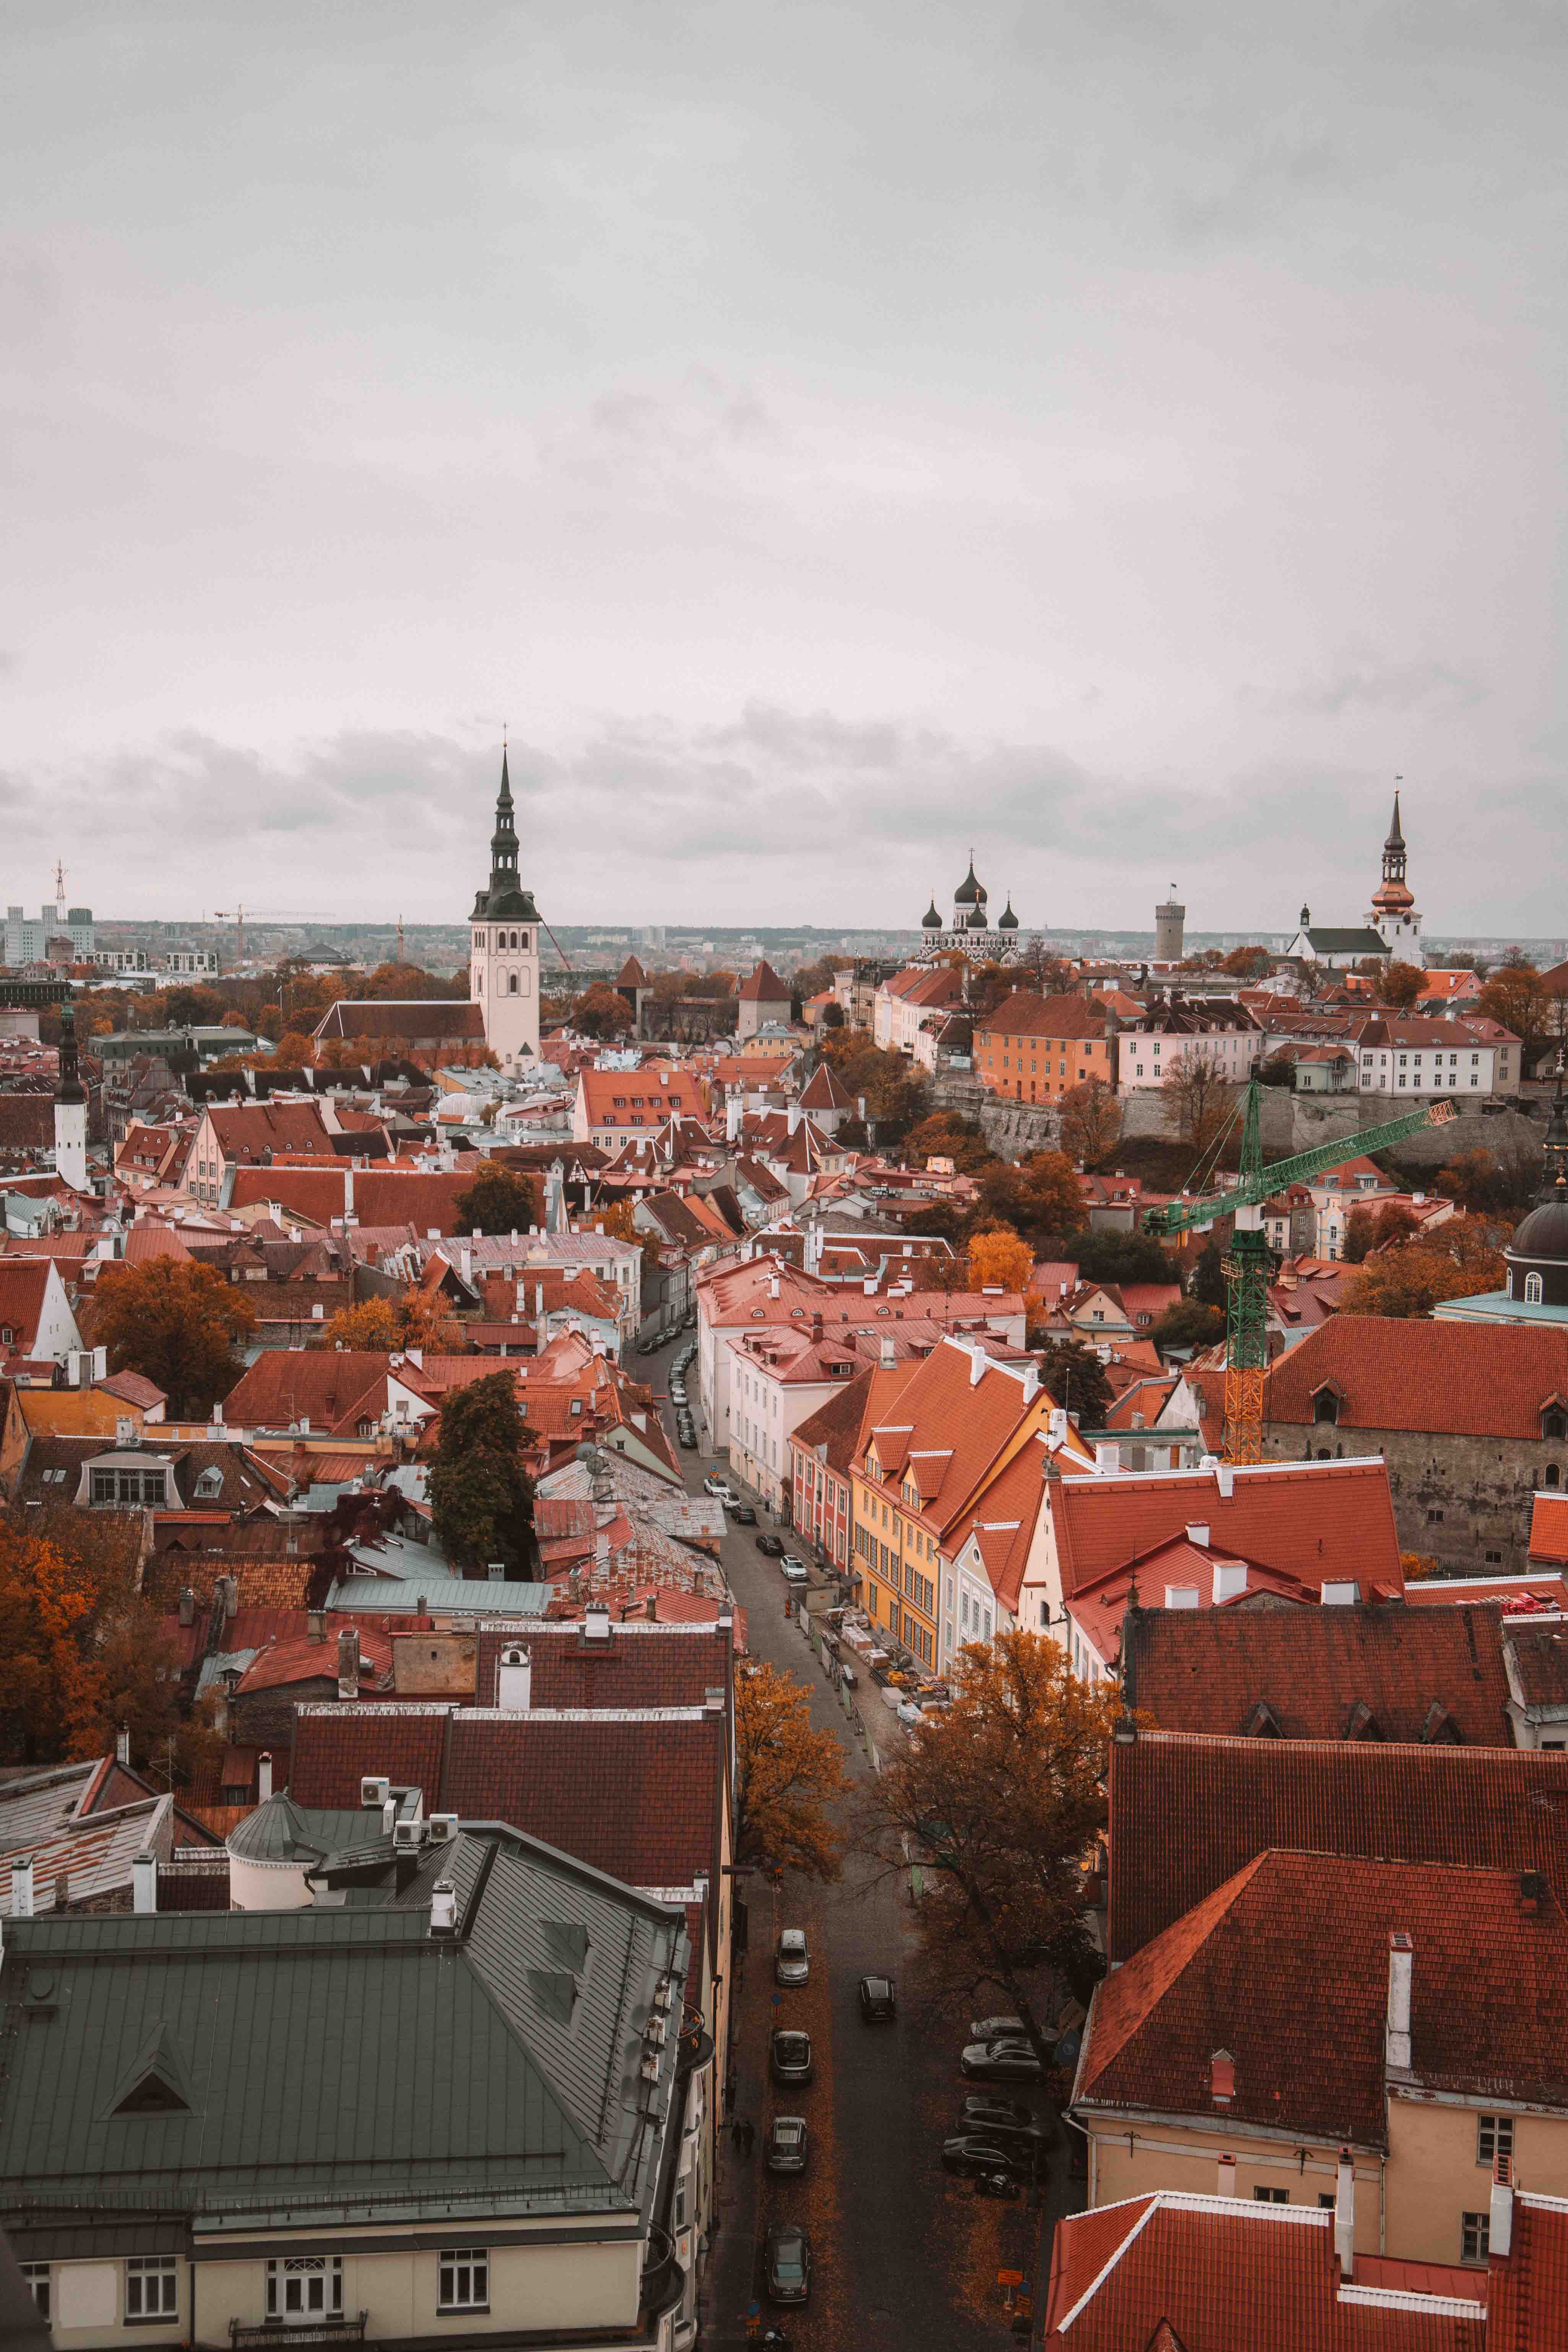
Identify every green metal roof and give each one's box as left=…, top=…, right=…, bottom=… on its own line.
left=227, top=1794, right=414, bottom=1865
left=0, top=1832, right=688, bottom=2235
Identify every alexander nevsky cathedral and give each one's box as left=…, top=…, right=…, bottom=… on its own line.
left=913, top=857, right=1042, bottom=966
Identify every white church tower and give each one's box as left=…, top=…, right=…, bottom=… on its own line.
left=469, top=747, right=542, bottom=1069
left=1368, top=788, right=1425, bottom=966
left=54, top=998, right=89, bottom=1191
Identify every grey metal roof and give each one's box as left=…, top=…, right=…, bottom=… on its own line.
left=0, top=1831, right=688, bottom=2233
left=1302, top=927, right=1390, bottom=955
left=227, top=1793, right=417, bottom=1865
left=325, top=1574, right=551, bottom=1616
left=0, top=1763, right=171, bottom=1914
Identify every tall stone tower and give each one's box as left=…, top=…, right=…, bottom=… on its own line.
left=1155, top=887, right=1185, bottom=963
left=1369, top=789, right=1424, bottom=966
left=54, top=999, right=89, bottom=1191
left=469, top=748, right=542, bottom=1069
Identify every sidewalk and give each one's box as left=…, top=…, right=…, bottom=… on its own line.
left=697, top=1946, right=769, bottom=2347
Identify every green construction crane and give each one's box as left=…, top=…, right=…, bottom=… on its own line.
left=1142, top=1079, right=1456, bottom=1464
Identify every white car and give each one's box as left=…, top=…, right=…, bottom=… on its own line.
left=780, top=1558, right=809, bottom=1586
left=704, top=1476, right=737, bottom=1505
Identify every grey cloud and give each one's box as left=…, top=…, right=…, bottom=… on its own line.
left=1267, top=659, right=1488, bottom=719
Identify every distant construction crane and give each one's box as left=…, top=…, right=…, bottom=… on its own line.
left=1143, top=1077, right=1456, bottom=1463
left=209, top=905, right=329, bottom=963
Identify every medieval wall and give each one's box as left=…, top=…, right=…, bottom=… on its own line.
left=1260, top=1423, right=1560, bottom=1573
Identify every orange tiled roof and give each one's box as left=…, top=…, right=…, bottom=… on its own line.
left=1052, top=1458, right=1401, bottom=1603
left=1266, top=1319, right=1568, bottom=1439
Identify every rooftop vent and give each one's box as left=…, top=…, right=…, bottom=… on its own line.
left=430, top=1880, right=458, bottom=1937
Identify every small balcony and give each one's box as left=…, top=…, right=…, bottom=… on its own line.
left=229, top=2316, right=367, bottom=2349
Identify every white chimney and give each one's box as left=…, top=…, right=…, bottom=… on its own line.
left=115, top=1726, right=130, bottom=1766
left=1185, top=1522, right=1211, bottom=1548
left=257, top=1751, right=273, bottom=1803
left=1020, top=1363, right=1039, bottom=1403
left=971, top=1344, right=986, bottom=1389
left=1215, top=2152, right=1237, bottom=2196
left=880, top=1335, right=896, bottom=1370
left=583, top=1602, right=612, bottom=1643
left=132, top=1850, right=158, bottom=1915
left=1334, top=2147, right=1355, bottom=2278
left=769, top=1274, right=781, bottom=1299
left=430, top=1879, right=457, bottom=1936
left=497, top=1644, right=533, bottom=1708
left=11, top=1855, right=34, bottom=1917
left=787, top=1101, right=802, bottom=1135
left=1094, top=1440, right=1117, bottom=1470
left=338, top=1628, right=360, bottom=1702
left=1212, top=1561, right=1248, bottom=1603
left=1490, top=2151, right=1514, bottom=2259
left=1385, top=1931, right=1413, bottom=2073
left=1215, top=1462, right=1235, bottom=1499
left=1048, top=1408, right=1068, bottom=1444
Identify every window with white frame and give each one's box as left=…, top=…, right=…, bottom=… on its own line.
left=20, top=2265, right=50, bottom=2321
left=265, top=2256, right=343, bottom=2322
left=437, top=2250, right=489, bottom=2314
left=1477, top=2113, right=1513, bottom=2166
left=125, top=2256, right=179, bottom=2321
left=1461, top=2212, right=1489, bottom=2264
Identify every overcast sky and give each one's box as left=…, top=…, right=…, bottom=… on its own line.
left=2, top=2, right=1563, bottom=934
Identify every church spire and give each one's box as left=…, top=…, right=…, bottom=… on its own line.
left=55, top=997, right=84, bottom=1106
left=489, top=744, right=520, bottom=892
left=1382, top=787, right=1407, bottom=887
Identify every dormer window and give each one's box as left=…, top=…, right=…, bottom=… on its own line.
left=1543, top=1404, right=1568, bottom=1443
left=1312, top=1387, right=1341, bottom=1426
left=194, top=1467, right=223, bottom=1501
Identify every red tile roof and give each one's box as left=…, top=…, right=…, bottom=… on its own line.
left=0, top=1260, right=62, bottom=1354
left=1043, top=2194, right=1487, bottom=2347
left=1488, top=2193, right=1568, bottom=2350
left=473, top=1617, right=731, bottom=1710
left=975, top=991, right=1114, bottom=1041
left=1052, top=1459, right=1402, bottom=1602
left=1107, top=1729, right=1568, bottom=1963
left=737, top=960, right=791, bottom=1003
left=312, top=999, right=486, bottom=1042
left=1081, top=1849, right=1568, bottom=2146
left=1266, top=1320, right=1568, bottom=1439
left=1530, top=1494, right=1568, bottom=1567
left=221, top=1351, right=408, bottom=1436
left=207, top=1101, right=333, bottom=1160
left=1122, top=1601, right=1513, bottom=1745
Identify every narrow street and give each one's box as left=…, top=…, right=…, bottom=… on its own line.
left=643, top=1334, right=1077, bottom=2351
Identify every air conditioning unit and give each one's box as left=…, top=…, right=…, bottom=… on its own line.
left=392, top=1819, right=427, bottom=1853
left=360, top=1775, right=392, bottom=1809
left=428, top=1813, right=459, bottom=1844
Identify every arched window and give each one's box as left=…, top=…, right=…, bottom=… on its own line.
left=510, top=930, right=519, bottom=950
left=1313, top=1390, right=1339, bottom=1426
left=1545, top=1463, right=1562, bottom=1489
left=476, top=971, right=483, bottom=994
left=521, top=932, right=531, bottom=952
left=1543, top=1406, right=1567, bottom=1442
left=508, top=973, right=519, bottom=995
left=1525, top=1272, right=1544, bottom=1306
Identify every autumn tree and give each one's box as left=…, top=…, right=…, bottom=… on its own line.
left=452, top=1161, right=542, bottom=1237
left=1374, top=960, right=1427, bottom=1011
left=1221, top=945, right=1273, bottom=980
left=818, top=1031, right=929, bottom=1143
left=268, top=1029, right=318, bottom=1067
left=91, top=1259, right=256, bottom=1417
left=570, top=981, right=636, bottom=1039
left=735, top=1658, right=851, bottom=1880
left=967, top=1224, right=1034, bottom=1295
left=1031, top=1337, right=1114, bottom=1427
left=1160, top=1046, right=1236, bottom=1153
left=1344, top=1202, right=1420, bottom=1264
left=427, top=1372, right=537, bottom=1572
left=863, top=1632, right=1123, bottom=2045
left=1342, top=1220, right=1509, bottom=1317
left=318, top=1296, right=401, bottom=1351
left=1478, top=957, right=1553, bottom=1072
left=1059, top=1080, right=1122, bottom=1168
left=976, top=1151, right=1087, bottom=1245
left=903, top=1113, right=996, bottom=1175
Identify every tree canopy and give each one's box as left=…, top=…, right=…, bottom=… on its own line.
left=735, top=1658, right=852, bottom=1881
left=452, top=1161, right=542, bottom=1237
left=91, top=1260, right=256, bottom=1418
left=1031, top=1336, right=1115, bottom=1427
left=864, top=1631, right=1123, bottom=2047
left=1342, top=1220, right=1508, bottom=1316
left=967, top=1224, right=1034, bottom=1295
left=1058, top=1079, right=1123, bottom=1168
left=427, top=1373, right=537, bottom=1571
left=974, top=1151, right=1086, bottom=1244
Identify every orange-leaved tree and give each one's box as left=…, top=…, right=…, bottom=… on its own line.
left=91, top=1259, right=257, bottom=1417
left=967, top=1223, right=1035, bottom=1295
left=735, top=1658, right=851, bottom=1881
left=863, top=1631, right=1124, bottom=2050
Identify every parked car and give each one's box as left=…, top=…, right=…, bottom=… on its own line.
left=857, top=1974, right=897, bottom=2023
left=954, top=2113, right=1053, bottom=2157
left=764, top=2222, right=812, bottom=2306
left=756, top=1533, right=785, bottom=1556
left=969, top=2013, right=1027, bottom=2044
left=775, top=1927, right=809, bottom=1986
left=960, top=2039, right=1045, bottom=2082
left=636, top=1338, right=658, bottom=1356
left=765, top=2115, right=809, bottom=2174
left=678, top=1428, right=697, bottom=1449
left=941, top=2134, right=1038, bottom=2180
left=731, top=1503, right=757, bottom=1525
left=704, top=1476, right=737, bottom=1504
left=780, top=1559, right=809, bottom=1586
left=959, top=2092, right=1035, bottom=2133
left=770, top=2027, right=813, bottom=2083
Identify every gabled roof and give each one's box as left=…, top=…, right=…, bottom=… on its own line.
left=473, top=1616, right=732, bottom=1712
left=312, top=999, right=486, bottom=1042
left=975, top=991, right=1111, bottom=1040
left=205, top=1100, right=333, bottom=1160
left=1107, top=1729, right=1568, bottom=1963
left=790, top=1366, right=879, bottom=1476
left=737, top=959, right=791, bottom=1003
left=1121, top=1601, right=1513, bottom=1745
left=1051, top=1458, right=1402, bottom=1603
left=221, top=1351, right=415, bottom=1436
left=798, top=1061, right=853, bottom=1112
left=0, top=1260, right=63, bottom=1353
left=1079, top=1850, right=1568, bottom=2146
left=1265, top=1319, right=1568, bottom=1438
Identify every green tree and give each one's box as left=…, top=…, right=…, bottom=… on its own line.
left=91, top=1260, right=256, bottom=1417
left=1191, top=1236, right=1228, bottom=1309
left=1032, top=1337, right=1114, bottom=1427
left=863, top=1632, right=1123, bottom=2043
left=1147, top=1299, right=1225, bottom=1352
left=452, top=1162, right=542, bottom=1237
left=1075, top=1229, right=1176, bottom=1287
left=427, top=1372, right=537, bottom=1572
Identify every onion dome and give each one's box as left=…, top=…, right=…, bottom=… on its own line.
left=1504, top=1070, right=1568, bottom=1306
left=954, top=857, right=987, bottom=908
left=967, top=907, right=989, bottom=931
left=997, top=900, right=1019, bottom=932
left=921, top=898, right=942, bottom=930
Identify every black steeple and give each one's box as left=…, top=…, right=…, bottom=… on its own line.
left=55, top=998, right=84, bottom=1106
left=1539, top=1058, right=1568, bottom=1204
left=1382, top=788, right=1407, bottom=887
left=472, top=745, right=539, bottom=923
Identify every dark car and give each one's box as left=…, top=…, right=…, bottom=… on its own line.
left=953, top=2112, right=1053, bottom=2157
left=960, top=2038, right=1045, bottom=2082
left=959, top=2092, right=1034, bottom=2133
left=940, top=2134, right=1038, bottom=2180
left=858, top=1974, right=897, bottom=2023
left=770, top=2027, right=813, bottom=2083
left=765, top=2114, right=809, bottom=2173
left=764, top=2222, right=812, bottom=2306
left=678, top=1428, right=697, bottom=1449
left=731, top=1503, right=757, bottom=1525
left=756, top=1533, right=785, bottom=1556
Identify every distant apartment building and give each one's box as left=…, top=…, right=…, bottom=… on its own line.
left=1116, top=994, right=1264, bottom=1090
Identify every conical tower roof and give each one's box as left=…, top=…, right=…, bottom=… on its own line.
left=1385, top=788, right=1405, bottom=852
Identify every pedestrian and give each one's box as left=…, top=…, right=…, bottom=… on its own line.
left=730, top=2113, right=744, bottom=2153
left=742, top=2119, right=756, bottom=2159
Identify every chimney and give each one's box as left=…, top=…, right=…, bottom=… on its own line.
left=307, top=1609, right=325, bottom=1644
left=1215, top=2153, right=1237, bottom=2196
left=1212, top=1560, right=1248, bottom=1603
left=133, top=1850, right=158, bottom=1915
left=1334, top=2147, right=1355, bottom=2278
left=337, top=1627, right=360, bottom=1702
left=430, top=1879, right=458, bottom=1936
left=1209, top=2049, right=1235, bottom=2105
left=1048, top=1407, right=1068, bottom=1445
left=970, top=1343, right=986, bottom=1388
left=1215, top=1462, right=1235, bottom=1499
left=11, top=1855, right=34, bottom=1918
left=769, top=1273, right=781, bottom=1299
left=222, top=1574, right=238, bottom=1621
left=497, top=1644, right=533, bottom=1708
left=879, top=1334, right=896, bottom=1370
left=1490, top=2150, right=1514, bottom=2260
left=1094, top=1440, right=1117, bottom=1471
left=177, top=1585, right=195, bottom=1626
left=1185, top=1522, right=1211, bottom=1548
left=1385, top=1931, right=1413, bottom=2073
left=115, top=1726, right=130, bottom=1766
left=583, top=1601, right=612, bottom=1644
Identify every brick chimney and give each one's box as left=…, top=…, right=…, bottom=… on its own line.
left=1334, top=2147, right=1355, bottom=2278
left=337, top=1627, right=360, bottom=1702
left=1385, top=1931, right=1413, bottom=2073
